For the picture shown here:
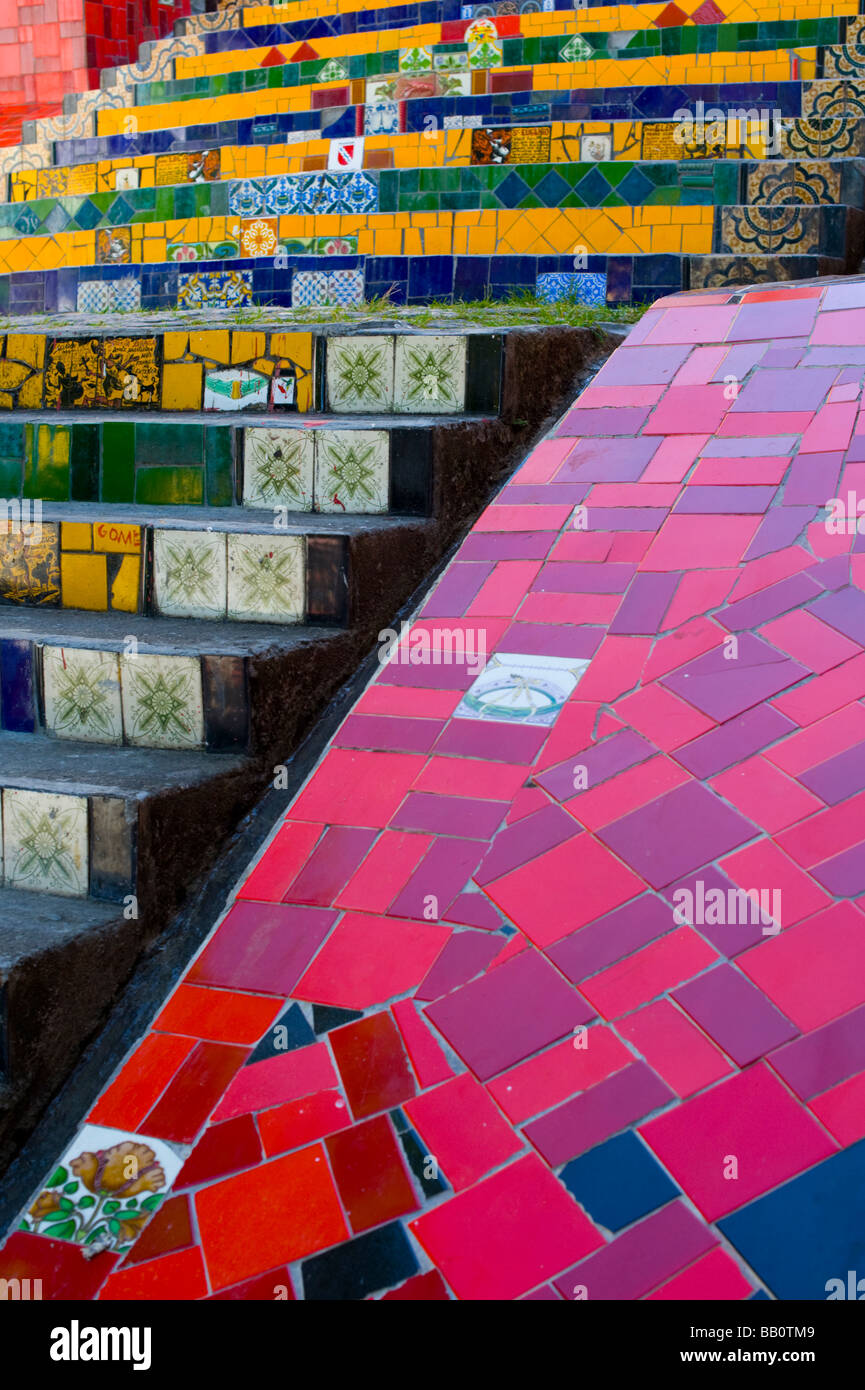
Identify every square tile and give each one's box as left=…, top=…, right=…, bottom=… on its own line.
left=328, top=268, right=364, bottom=308
left=580, top=133, right=612, bottom=161
left=154, top=529, right=227, bottom=620
left=292, top=270, right=328, bottom=308
left=327, top=138, right=365, bottom=172
left=76, top=280, right=110, bottom=314
left=42, top=644, right=122, bottom=744
left=227, top=533, right=304, bottom=623
left=204, top=369, right=269, bottom=412
left=114, top=167, right=139, bottom=191
left=393, top=336, right=467, bottom=414
left=314, top=429, right=389, bottom=513
left=365, top=101, right=399, bottom=136
left=120, top=652, right=204, bottom=749
left=405, top=1074, right=522, bottom=1191
left=16, top=1122, right=184, bottom=1255
left=2, top=787, right=88, bottom=895
left=326, top=336, right=394, bottom=412
left=454, top=651, right=589, bottom=726
left=244, top=428, right=315, bottom=510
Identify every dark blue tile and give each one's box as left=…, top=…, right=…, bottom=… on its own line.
left=560, top=1131, right=679, bottom=1232
left=246, top=1003, right=314, bottom=1064
left=302, top=1221, right=418, bottom=1300
left=0, top=639, right=36, bottom=734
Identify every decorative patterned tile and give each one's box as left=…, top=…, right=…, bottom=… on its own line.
left=243, top=428, right=315, bottom=511
left=154, top=530, right=227, bottom=620
left=42, top=645, right=122, bottom=744
left=120, top=653, right=204, bottom=750
left=315, top=429, right=389, bottom=514
left=17, top=1123, right=184, bottom=1254
left=394, top=336, right=467, bottom=414
left=327, top=336, right=395, bottom=413
left=177, top=271, right=253, bottom=311
left=292, top=270, right=328, bottom=308
left=204, top=369, right=269, bottom=412
left=364, top=101, right=399, bottom=136
left=537, top=272, right=607, bottom=306
left=455, top=652, right=589, bottom=726
left=2, top=788, right=88, bottom=896
left=227, top=534, right=304, bottom=624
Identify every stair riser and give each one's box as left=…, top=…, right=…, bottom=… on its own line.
left=0, top=786, right=135, bottom=903
left=712, top=204, right=865, bottom=268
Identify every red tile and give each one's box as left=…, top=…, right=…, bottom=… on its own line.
left=615, top=683, right=715, bottom=751
left=330, top=1012, right=416, bottom=1119
left=334, top=830, right=432, bottom=913
left=617, top=999, right=733, bottom=1098
left=196, top=1147, right=348, bottom=1290
left=0, top=1231, right=118, bottom=1300
left=325, top=1115, right=417, bottom=1231
left=187, top=900, right=336, bottom=995
left=571, top=635, right=652, bottom=703
left=236, top=821, right=322, bottom=902
left=770, top=655, right=865, bottom=726
left=720, top=840, right=831, bottom=928
left=122, top=1194, right=193, bottom=1267
left=290, top=749, right=426, bottom=826
left=410, top=1154, right=603, bottom=1300
left=295, top=912, right=449, bottom=1009
left=640, top=1064, right=835, bottom=1221
left=379, top=1269, right=451, bottom=1300
left=776, top=788, right=865, bottom=867
left=647, top=1248, right=752, bottom=1300
left=760, top=610, right=861, bottom=676
left=391, top=999, right=454, bottom=1087
left=207, top=1266, right=295, bottom=1300
left=283, top=825, right=378, bottom=904
left=143, top=1042, right=248, bottom=1143
left=405, top=1074, right=522, bottom=1191
left=466, top=560, right=543, bottom=616
left=211, top=1042, right=337, bottom=1122
left=809, top=1070, right=865, bottom=1146
left=644, top=515, right=759, bottom=570
left=565, top=754, right=690, bottom=830
left=765, top=702, right=865, bottom=775
left=88, top=1032, right=195, bottom=1130
left=739, top=901, right=865, bottom=1032
left=259, top=1090, right=349, bottom=1157
left=412, top=754, right=527, bottom=801
left=709, top=756, right=822, bottom=834
left=486, top=1027, right=631, bottom=1123
left=175, top=1115, right=263, bottom=1189
left=357, top=686, right=460, bottom=718
left=152, top=985, right=282, bottom=1045
left=98, top=1246, right=209, bottom=1301
left=579, top=927, right=719, bottom=1019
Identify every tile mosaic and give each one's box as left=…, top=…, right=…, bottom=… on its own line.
left=393, top=336, right=466, bottom=414
left=154, top=530, right=226, bottom=621
left=244, top=428, right=315, bottom=511
left=327, top=336, right=395, bottom=413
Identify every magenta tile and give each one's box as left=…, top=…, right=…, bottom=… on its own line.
left=660, top=866, right=766, bottom=956
left=810, top=839, right=865, bottom=895
left=769, top=1002, right=865, bottom=1099
left=333, top=714, right=443, bottom=753
left=597, top=782, right=755, bottom=890
left=283, top=826, right=377, bottom=905
left=552, top=1203, right=715, bottom=1301
left=556, top=406, right=650, bottom=436
left=497, top=483, right=589, bottom=506
left=520, top=1284, right=563, bottom=1300
left=546, top=893, right=676, bottom=982
left=673, top=964, right=798, bottom=1066
left=728, top=299, right=819, bottom=341
left=593, top=343, right=692, bottom=385
left=674, top=485, right=777, bottom=514
left=808, top=555, right=850, bottom=590
left=674, top=704, right=794, bottom=779
left=608, top=572, right=679, bottom=635
left=744, top=506, right=818, bottom=561
left=730, top=367, right=834, bottom=412
left=414, top=929, right=501, bottom=1001
left=389, top=837, right=486, bottom=919
left=187, top=902, right=337, bottom=994
left=376, top=656, right=476, bottom=690
left=524, top=1061, right=674, bottom=1166
left=784, top=451, right=843, bottom=507
left=434, top=719, right=547, bottom=764
left=660, top=632, right=808, bottom=721
left=702, top=435, right=797, bottom=457
left=443, top=893, right=504, bottom=930
left=557, top=436, right=660, bottom=483
left=390, top=791, right=506, bottom=838
left=537, top=730, right=655, bottom=802
left=475, top=802, right=579, bottom=886
left=424, top=948, right=594, bottom=1080
left=716, top=572, right=822, bottom=632
left=584, top=507, right=668, bottom=532
left=495, top=622, right=603, bottom=659
left=420, top=563, right=494, bottom=618
left=531, top=562, right=636, bottom=594
left=458, top=533, right=556, bottom=562
left=798, top=741, right=865, bottom=806
left=809, top=587, right=865, bottom=645
left=710, top=343, right=768, bottom=379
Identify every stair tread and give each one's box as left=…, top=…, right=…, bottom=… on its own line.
left=0, top=606, right=347, bottom=654
left=33, top=502, right=428, bottom=535
left=0, top=887, right=121, bottom=965
left=0, top=728, right=248, bottom=797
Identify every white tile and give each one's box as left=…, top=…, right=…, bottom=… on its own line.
left=42, top=645, right=122, bottom=744
left=315, top=429, right=389, bottom=513
left=154, top=529, right=227, bottom=619
left=393, top=335, right=467, bottom=413
left=227, top=533, right=305, bottom=623
left=243, top=427, right=315, bottom=510
left=455, top=651, right=590, bottom=726
left=120, top=652, right=204, bottom=749
left=3, top=787, right=89, bottom=895
left=326, top=335, right=395, bottom=412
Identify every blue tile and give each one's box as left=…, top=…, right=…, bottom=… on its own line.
left=0, top=639, right=36, bottom=734
left=719, top=1139, right=865, bottom=1300
left=560, top=1131, right=679, bottom=1231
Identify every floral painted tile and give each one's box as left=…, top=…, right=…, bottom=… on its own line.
left=315, top=429, right=389, bottom=513
left=243, top=428, right=315, bottom=510
left=399, top=45, right=433, bottom=73
left=292, top=270, right=329, bottom=308
left=2, top=788, right=89, bottom=896
left=42, top=645, right=123, bottom=744
left=394, top=336, right=467, bottom=413
left=326, top=336, right=395, bottom=413
left=455, top=652, right=590, bottom=726
left=227, top=534, right=305, bottom=623
left=154, top=530, right=227, bottom=620
left=120, top=653, right=204, bottom=750
left=18, top=1124, right=184, bottom=1255
left=240, top=217, right=280, bottom=258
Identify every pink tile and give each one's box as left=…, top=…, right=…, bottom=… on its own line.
left=647, top=1248, right=753, bottom=1300
left=405, top=1073, right=522, bottom=1190
left=617, top=999, right=732, bottom=1098
left=738, top=901, right=865, bottom=1031
left=294, top=912, right=449, bottom=1009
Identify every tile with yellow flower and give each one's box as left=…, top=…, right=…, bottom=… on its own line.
left=18, top=1125, right=184, bottom=1255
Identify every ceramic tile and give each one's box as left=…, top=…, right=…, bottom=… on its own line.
left=42, top=645, right=122, bottom=744
left=154, top=529, right=227, bottom=620
left=454, top=651, right=589, bottom=726
left=393, top=336, right=467, bottom=414
left=243, top=428, right=315, bottom=511
left=315, top=429, right=389, bottom=514
left=326, top=336, right=394, bottom=413
left=120, top=653, right=204, bottom=750
left=227, top=533, right=304, bottom=623
left=2, top=788, right=88, bottom=896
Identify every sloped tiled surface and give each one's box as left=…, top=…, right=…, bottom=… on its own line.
left=6, top=277, right=865, bottom=1298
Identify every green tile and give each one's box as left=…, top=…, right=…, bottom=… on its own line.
left=136, top=467, right=204, bottom=506
left=0, top=420, right=23, bottom=497
left=70, top=423, right=100, bottom=502
left=135, top=422, right=204, bottom=469
left=24, top=424, right=71, bottom=501
left=205, top=427, right=234, bottom=507
left=101, top=422, right=136, bottom=504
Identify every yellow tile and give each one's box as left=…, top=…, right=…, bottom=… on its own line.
left=110, top=555, right=141, bottom=612
left=61, top=523, right=92, bottom=552
left=232, top=332, right=267, bottom=363
left=162, top=362, right=203, bottom=411
left=189, top=331, right=230, bottom=365
left=164, top=333, right=189, bottom=361
left=62, top=553, right=107, bottom=611
left=6, top=334, right=45, bottom=369
left=270, top=333, right=313, bottom=371
left=94, top=521, right=141, bottom=555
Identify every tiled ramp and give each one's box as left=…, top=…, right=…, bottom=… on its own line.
left=4, top=276, right=865, bottom=1300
